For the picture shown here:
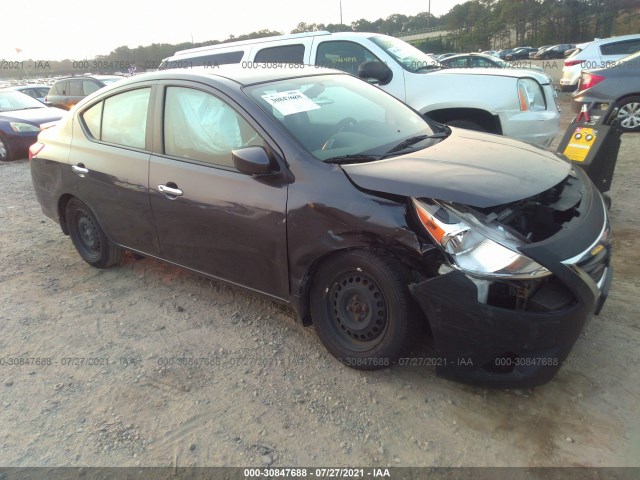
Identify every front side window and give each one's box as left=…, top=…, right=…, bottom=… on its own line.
left=246, top=74, right=440, bottom=162
left=163, top=86, right=265, bottom=169
left=81, top=88, right=150, bottom=149
left=83, top=80, right=101, bottom=95
left=316, top=41, right=381, bottom=75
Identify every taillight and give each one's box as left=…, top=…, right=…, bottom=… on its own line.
left=29, top=142, right=44, bottom=160
left=578, top=73, right=605, bottom=91
left=564, top=59, right=583, bottom=67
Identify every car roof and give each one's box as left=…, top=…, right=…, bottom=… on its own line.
left=113, top=65, right=344, bottom=87
left=171, top=31, right=380, bottom=59
left=54, top=75, right=125, bottom=82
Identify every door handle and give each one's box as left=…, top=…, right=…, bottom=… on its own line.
left=71, top=164, right=89, bottom=176
left=158, top=184, right=183, bottom=197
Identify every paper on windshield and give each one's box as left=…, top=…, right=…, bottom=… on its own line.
left=261, top=90, right=320, bottom=116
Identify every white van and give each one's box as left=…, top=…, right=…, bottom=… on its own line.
left=162, top=31, right=560, bottom=147
left=560, top=33, right=640, bottom=91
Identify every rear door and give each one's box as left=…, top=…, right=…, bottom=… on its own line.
left=148, top=81, right=289, bottom=299
left=68, top=84, right=159, bottom=254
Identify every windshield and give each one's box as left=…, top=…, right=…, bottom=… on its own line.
left=0, top=91, right=46, bottom=112
left=245, top=74, right=443, bottom=162
left=369, top=35, right=441, bottom=73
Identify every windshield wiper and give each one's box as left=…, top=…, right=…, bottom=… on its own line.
left=324, top=154, right=382, bottom=164
left=382, top=133, right=448, bottom=158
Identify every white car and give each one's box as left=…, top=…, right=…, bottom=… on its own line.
left=161, top=32, right=560, bottom=147
left=560, top=34, right=640, bottom=91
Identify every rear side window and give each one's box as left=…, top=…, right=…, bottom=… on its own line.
left=53, top=81, right=69, bottom=95
left=192, top=51, right=243, bottom=67
left=600, top=39, right=640, bottom=56
left=161, top=51, right=244, bottom=69
left=254, top=44, right=305, bottom=64
left=82, top=101, right=103, bottom=138
left=316, top=41, right=380, bottom=75
left=81, top=88, right=150, bottom=149
left=69, top=80, right=83, bottom=96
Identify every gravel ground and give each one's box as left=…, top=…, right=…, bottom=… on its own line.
left=0, top=61, right=639, bottom=468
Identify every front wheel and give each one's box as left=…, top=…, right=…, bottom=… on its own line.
left=66, top=198, right=123, bottom=268
left=310, top=250, right=415, bottom=370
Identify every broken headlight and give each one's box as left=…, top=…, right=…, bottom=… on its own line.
left=413, top=199, right=551, bottom=279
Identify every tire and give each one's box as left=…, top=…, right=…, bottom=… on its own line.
left=445, top=120, right=486, bottom=132
left=615, top=96, right=640, bottom=133
left=0, top=134, right=12, bottom=162
left=310, top=250, right=415, bottom=370
left=65, top=198, right=123, bottom=268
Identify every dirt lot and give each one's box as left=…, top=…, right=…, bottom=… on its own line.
left=1, top=62, right=639, bottom=468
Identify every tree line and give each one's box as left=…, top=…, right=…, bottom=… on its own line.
left=3, top=0, right=638, bottom=79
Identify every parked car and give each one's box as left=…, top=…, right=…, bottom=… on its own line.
left=439, top=53, right=546, bottom=75
left=505, top=47, right=537, bottom=60
left=30, top=66, right=612, bottom=387
left=572, top=50, right=640, bottom=132
left=497, top=48, right=515, bottom=59
left=0, top=91, right=65, bottom=161
left=534, top=44, right=576, bottom=60
left=529, top=46, right=551, bottom=59
left=561, top=34, right=640, bottom=91
left=481, top=50, right=499, bottom=57
left=45, top=75, right=124, bottom=110
left=161, top=32, right=560, bottom=146
left=436, top=53, right=457, bottom=61
left=2, top=84, right=50, bottom=103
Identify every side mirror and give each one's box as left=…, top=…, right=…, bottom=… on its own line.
left=232, top=146, right=274, bottom=176
left=358, top=61, right=393, bottom=85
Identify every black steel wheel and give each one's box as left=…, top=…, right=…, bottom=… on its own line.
left=66, top=198, right=123, bottom=268
left=310, top=250, right=415, bottom=370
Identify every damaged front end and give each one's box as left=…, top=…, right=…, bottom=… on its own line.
left=409, top=167, right=612, bottom=387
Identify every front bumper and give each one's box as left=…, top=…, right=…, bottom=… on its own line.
left=410, top=264, right=611, bottom=388
left=410, top=169, right=611, bottom=388
left=500, top=110, right=560, bottom=148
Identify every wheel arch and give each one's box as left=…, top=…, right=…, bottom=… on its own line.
left=294, top=244, right=421, bottom=327
left=424, top=108, right=502, bottom=134
left=57, top=193, right=76, bottom=235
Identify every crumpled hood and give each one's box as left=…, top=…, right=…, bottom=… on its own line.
left=341, top=128, right=571, bottom=208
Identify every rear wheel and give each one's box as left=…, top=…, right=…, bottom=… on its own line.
left=615, top=96, right=640, bottom=132
left=0, top=134, right=12, bottom=161
left=310, top=250, right=415, bottom=370
left=66, top=198, right=123, bottom=268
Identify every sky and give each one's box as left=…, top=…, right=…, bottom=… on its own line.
left=0, top=0, right=465, bottom=61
